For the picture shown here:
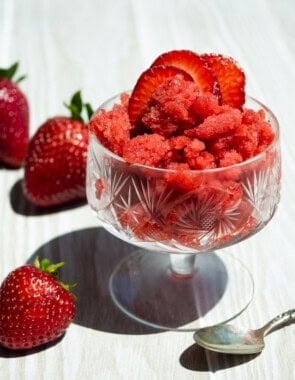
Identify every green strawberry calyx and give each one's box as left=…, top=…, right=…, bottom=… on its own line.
left=0, top=62, right=26, bottom=83
left=64, top=90, right=94, bottom=123
left=34, top=257, right=77, bottom=296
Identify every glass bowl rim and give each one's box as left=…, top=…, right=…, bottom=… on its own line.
left=88, top=92, right=280, bottom=174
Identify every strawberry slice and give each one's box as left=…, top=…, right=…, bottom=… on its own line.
left=202, top=54, right=245, bottom=108
left=151, top=50, right=220, bottom=98
left=128, top=65, right=193, bottom=124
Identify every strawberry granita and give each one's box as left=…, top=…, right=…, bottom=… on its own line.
left=88, top=50, right=279, bottom=251
left=89, top=84, right=274, bottom=170
left=90, top=104, right=132, bottom=156
left=123, top=133, right=170, bottom=167
left=141, top=75, right=199, bottom=137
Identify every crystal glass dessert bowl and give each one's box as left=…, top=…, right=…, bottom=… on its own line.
left=86, top=94, right=281, bottom=331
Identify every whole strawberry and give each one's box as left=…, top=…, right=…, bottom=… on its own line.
left=0, top=258, right=76, bottom=350
left=23, top=91, right=93, bottom=207
left=0, top=62, right=29, bottom=167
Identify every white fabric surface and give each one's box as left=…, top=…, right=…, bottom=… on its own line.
left=0, top=0, right=294, bottom=378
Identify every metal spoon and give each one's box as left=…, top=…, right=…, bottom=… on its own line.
left=193, top=309, right=295, bottom=354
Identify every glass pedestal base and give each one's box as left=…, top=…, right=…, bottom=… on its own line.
left=110, top=250, right=254, bottom=331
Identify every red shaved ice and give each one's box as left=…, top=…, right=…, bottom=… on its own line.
left=89, top=50, right=277, bottom=248
left=89, top=104, right=132, bottom=156
left=185, top=108, right=242, bottom=140
left=123, top=133, right=170, bottom=166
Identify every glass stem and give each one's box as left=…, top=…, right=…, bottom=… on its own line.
left=169, top=253, right=196, bottom=278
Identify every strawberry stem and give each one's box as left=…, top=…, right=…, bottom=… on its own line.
left=16, top=74, right=26, bottom=84
left=64, top=90, right=94, bottom=123
left=0, top=62, right=26, bottom=82
left=46, top=262, right=65, bottom=273
left=34, top=256, right=77, bottom=299
left=85, top=103, right=94, bottom=120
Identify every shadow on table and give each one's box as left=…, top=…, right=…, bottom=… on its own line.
left=23, top=227, right=226, bottom=336
left=0, top=335, right=64, bottom=358
left=180, top=343, right=260, bottom=372
left=0, top=163, right=20, bottom=170
left=0, top=227, right=230, bottom=362
left=10, top=179, right=86, bottom=216
left=25, top=227, right=158, bottom=335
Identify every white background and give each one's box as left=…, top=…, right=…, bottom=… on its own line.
left=0, top=0, right=294, bottom=378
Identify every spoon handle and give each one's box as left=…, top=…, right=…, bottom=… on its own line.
left=261, top=309, right=295, bottom=336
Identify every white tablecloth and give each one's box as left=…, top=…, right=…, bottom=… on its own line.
left=0, top=0, right=294, bottom=378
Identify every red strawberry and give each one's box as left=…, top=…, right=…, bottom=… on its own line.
left=150, top=50, right=220, bottom=98
left=0, top=258, right=76, bottom=350
left=0, top=62, right=29, bottom=167
left=23, top=91, right=93, bottom=207
left=128, top=65, right=193, bottom=124
left=202, top=54, right=246, bottom=108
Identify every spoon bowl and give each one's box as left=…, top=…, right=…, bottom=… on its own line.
left=194, top=325, right=265, bottom=354
left=194, top=309, right=295, bottom=354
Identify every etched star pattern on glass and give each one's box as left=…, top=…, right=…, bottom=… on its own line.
left=87, top=94, right=281, bottom=330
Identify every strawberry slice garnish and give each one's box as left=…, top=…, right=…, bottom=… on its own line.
left=128, top=66, right=193, bottom=124
left=202, top=54, right=246, bottom=108
left=151, top=50, right=220, bottom=98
